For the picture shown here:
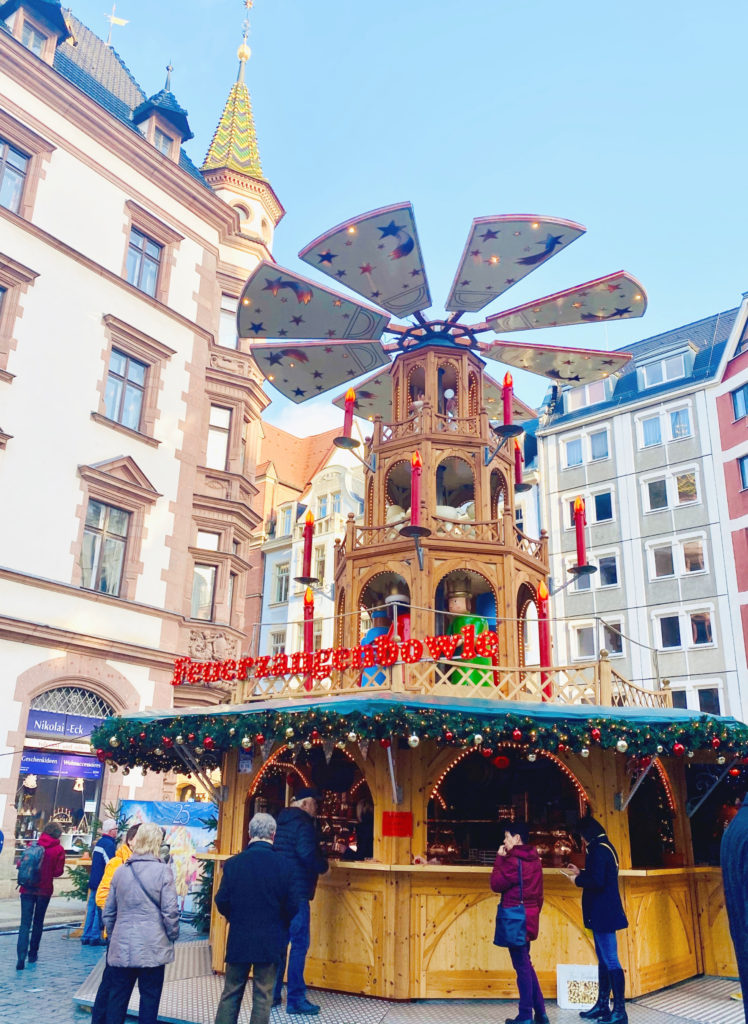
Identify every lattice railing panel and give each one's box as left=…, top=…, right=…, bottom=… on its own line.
left=611, top=669, right=671, bottom=708
left=431, top=516, right=503, bottom=543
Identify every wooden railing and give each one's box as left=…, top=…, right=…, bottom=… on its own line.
left=231, top=651, right=672, bottom=709
left=373, top=405, right=483, bottom=443
left=431, top=516, right=504, bottom=543
left=343, top=513, right=538, bottom=554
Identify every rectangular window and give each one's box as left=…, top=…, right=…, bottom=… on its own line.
left=196, top=530, right=220, bottom=551
left=676, top=471, right=697, bottom=504
left=659, top=615, right=682, bottom=649
left=313, top=620, right=324, bottom=651
left=593, top=492, right=613, bottom=522
left=218, top=295, right=239, bottom=349
left=603, top=622, right=623, bottom=655
left=643, top=354, right=685, bottom=388
left=191, top=564, right=216, bottom=620
left=690, top=612, right=712, bottom=645
left=671, top=690, right=688, bottom=710
left=683, top=539, right=705, bottom=573
left=652, top=545, right=675, bottom=578
left=732, top=384, right=748, bottom=421
left=332, top=491, right=342, bottom=515
left=228, top=571, right=237, bottom=617
left=574, top=567, right=591, bottom=591
left=318, top=495, right=328, bottom=518
left=598, top=555, right=618, bottom=587
left=670, top=408, right=691, bottom=440
left=575, top=626, right=596, bottom=659
left=641, top=415, right=662, bottom=447
left=565, top=438, right=583, bottom=467
left=740, top=456, right=748, bottom=491
left=154, top=127, right=173, bottom=157
left=21, top=21, right=46, bottom=56
left=270, top=631, right=286, bottom=657
left=0, top=137, right=29, bottom=214
left=515, top=506, right=524, bottom=534
left=280, top=506, right=293, bottom=535
left=589, top=430, right=609, bottom=461
left=125, top=228, right=162, bottom=297
left=81, top=500, right=129, bottom=596
left=314, top=545, right=326, bottom=583
left=206, top=405, right=231, bottom=470
left=274, top=563, right=289, bottom=603
left=647, top=478, right=668, bottom=511
left=698, top=688, right=720, bottom=715
left=104, top=348, right=146, bottom=430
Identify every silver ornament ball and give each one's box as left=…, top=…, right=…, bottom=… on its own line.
left=347, top=731, right=358, bottom=743
left=241, top=736, right=252, bottom=749
left=408, top=734, right=420, bottom=748
left=473, top=733, right=483, bottom=746
left=527, top=752, right=537, bottom=762
left=581, top=747, right=590, bottom=758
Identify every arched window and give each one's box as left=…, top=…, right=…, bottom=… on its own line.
left=30, top=686, right=114, bottom=719
left=516, top=583, right=538, bottom=666
left=435, top=456, right=475, bottom=520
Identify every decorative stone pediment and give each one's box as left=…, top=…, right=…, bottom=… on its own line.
left=78, top=456, right=161, bottom=506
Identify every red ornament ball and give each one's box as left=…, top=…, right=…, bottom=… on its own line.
left=512, top=728, right=522, bottom=742
left=444, top=731, right=454, bottom=742
left=187, top=733, right=195, bottom=742
left=311, top=729, right=319, bottom=740
left=673, top=742, right=685, bottom=756
left=481, top=747, right=494, bottom=758
left=729, top=767, right=741, bottom=777
left=139, top=732, right=146, bottom=740
left=640, top=755, right=652, bottom=769
left=162, top=736, right=173, bottom=748
left=203, top=736, right=215, bottom=750
left=96, top=749, right=106, bottom=763
left=493, top=755, right=511, bottom=770
left=379, top=737, right=391, bottom=749
left=129, top=738, right=136, bottom=746
left=557, top=743, right=567, bottom=754
left=711, top=737, right=721, bottom=750
left=591, top=728, right=601, bottom=742
left=255, top=734, right=265, bottom=745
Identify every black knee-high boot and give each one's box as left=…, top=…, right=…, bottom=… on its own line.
left=579, top=964, right=610, bottom=1019
left=607, top=968, right=627, bottom=1024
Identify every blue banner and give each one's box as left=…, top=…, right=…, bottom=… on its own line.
left=26, top=710, right=104, bottom=741
left=20, top=750, right=103, bottom=780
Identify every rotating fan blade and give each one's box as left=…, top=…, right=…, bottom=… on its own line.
left=250, top=339, right=390, bottom=404
left=445, top=215, right=585, bottom=313
left=238, top=260, right=390, bottom=341
left=480, top=339, right=632, bottom=386
left=331, top=365, right=393, bottom=421
left=485, top=272, right=647, bottom=332
left=298, top=202, right=432, bottom=318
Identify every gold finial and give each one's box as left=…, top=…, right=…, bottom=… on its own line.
left=237, top=0, right=253, bottom=80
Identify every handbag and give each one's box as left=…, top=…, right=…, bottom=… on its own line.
left=493, top=858, right=527, bottom=947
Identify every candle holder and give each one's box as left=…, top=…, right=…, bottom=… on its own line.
left=398, top=523, right=431, bottom=539
left=568, top=563, right=597, bottom=577
left=514, top=482, right=532, bottom=494
left=491, top=423, right=523, bottom=439
left=294, top=574, right=320, bottom=585
left=333, top=436, right=361, bottom=450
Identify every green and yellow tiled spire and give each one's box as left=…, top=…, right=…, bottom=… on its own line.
left=202, top=23, right=263, bottom=179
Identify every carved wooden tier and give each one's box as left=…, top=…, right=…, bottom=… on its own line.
left=333, top=343, right=547, bottom=665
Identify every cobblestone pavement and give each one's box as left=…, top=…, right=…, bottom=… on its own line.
left=0, top=925, right=742, bottom=1024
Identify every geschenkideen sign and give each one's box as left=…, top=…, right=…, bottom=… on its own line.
left=170, top=625, right=499, bottom=686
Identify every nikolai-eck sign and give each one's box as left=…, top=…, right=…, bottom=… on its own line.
left=170, top=625, right=499, bottom=686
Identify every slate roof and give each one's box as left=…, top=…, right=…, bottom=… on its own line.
left=133, top=87, right=194, bottom=142
left=545, top=307, right=740, bottom=427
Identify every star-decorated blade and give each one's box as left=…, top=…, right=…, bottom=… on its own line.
left=445, top=215, right=585, bottom=313
left=331, top=366, right=393, bottom=422
left=250, top=340, right=390, bottom=404
left=483, top=372, right=537, bottom=422
left=238, top=260, right=390, bottom=342
left=480, top=339, right=632, bottom=386
left=485, top=271, right=647, bottom=332
left=298, top=203, right=432, bottom=318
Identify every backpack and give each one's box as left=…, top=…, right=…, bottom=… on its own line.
left=17, top=842, right=44, bottom=889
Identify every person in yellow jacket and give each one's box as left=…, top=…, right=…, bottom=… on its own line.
left=91, top=823, right=141, bottom=1024
left=96, top=823, right=140, bottom=911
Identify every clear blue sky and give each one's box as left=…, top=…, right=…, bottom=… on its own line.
left=71, top=0, right=748, bottom=434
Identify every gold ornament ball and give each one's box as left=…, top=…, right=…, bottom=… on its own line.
left=154, top=747, right=163, bottom=756
left=527, top=752, right=537, bottom=762
left=109, top=736, right=119, bottom=747
left=285, top=727, right=295, bottom=738
left=302, top=740, right=312, bottom=750
left=237, top=42, right=251, bottom=62
left=473, top=733, right=483, bottom=746
left=718, top=755, right=726, bottom=764
left=229, top=728, right=236, bottom=737
left=175, top=734, right=184, bottom=745
left=335, top=739, right=346, bottom=749
left=408, top=734, right=420, bottom=748
left=347, top=731, right=358, bottom=743
left=195, top=746, right=204, bottom=755
left=616, top=739, right=628, bottom=754
left=241, top=736, right=252, bottom=749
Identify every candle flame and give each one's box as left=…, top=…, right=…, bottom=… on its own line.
left=538, top=581, right=549, bottom=600
left=503, top=372, right=513, bottom=387
left=412, top=450, right=423, bottom=468
left=304, top=586, right=314, bottom=606
left=305, top=509, right=314, bottom=525
left=574, top=496, right=585, bottom=513
left=514, top=437, right=521, bottom=450
left=345, top=387, right=356, bottom=402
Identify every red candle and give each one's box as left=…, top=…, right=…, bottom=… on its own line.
left=302, top=509, right=314, bottom=577
left=537, top=580, right=552, bottom=700
left=303, top=587, right=314, bottom=691
left=573, top=496, right=587, bottom=566
left=410, top=451, right=423, bottom=527
left=514, top=437, right=523, bottom=486
left=343, top=387, right=356, bottom=438
left=502, top=372, right=513, bottom=426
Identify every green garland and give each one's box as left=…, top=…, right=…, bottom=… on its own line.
left=91, top=705, right=748, bottom=775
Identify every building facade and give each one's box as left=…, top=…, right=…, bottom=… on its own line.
left=538, top=304, right=747, bottom=718
left=0, top=0, right=280, bottom=886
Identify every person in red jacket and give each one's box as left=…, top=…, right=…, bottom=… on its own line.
left=17, top=821, right=66, bottom=970
left=490, top=821, right=548, bottom=1024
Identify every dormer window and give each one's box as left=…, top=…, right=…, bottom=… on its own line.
left=642, top=353, right=685, bottom=388
left=154, top=127, right=174, bottom=158
left=565, top=378, right=607, bottom=412
left=21, top=19, right=46, bottom=55
left=2, top=2, right=70, bottom=64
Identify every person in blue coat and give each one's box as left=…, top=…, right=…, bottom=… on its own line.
left=214, top=813, right=300, bottom=1024
left=272, top=789, right=329, bottom=1015
left=720, top=796, right=748, bottom=1024
left=81, top=817, right=118, bottom=945
left=359, top=609, right=390, bottom=686
left=563, top=815, right=629, bottom=1024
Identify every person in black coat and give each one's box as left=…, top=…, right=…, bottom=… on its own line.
left=272, top=788, right=328, bottom=1015
left=563, top=815, right=629, bottom=1024
left=214, top=813, right=300, bottom=1024
left=721, top=796, right=748, bottom=1024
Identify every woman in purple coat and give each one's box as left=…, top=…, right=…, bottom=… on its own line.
left=490, top=821, right=548, bottom=1024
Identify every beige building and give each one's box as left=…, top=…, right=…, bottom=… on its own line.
left=0, top=0, right=281, bottom=887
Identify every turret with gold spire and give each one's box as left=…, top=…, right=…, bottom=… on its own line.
left=202, top=0, right=284, bottom=245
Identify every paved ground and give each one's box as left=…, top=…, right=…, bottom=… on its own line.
left=0, top=923, right=742, bottom=1024
left=0, top=896, right=86, bottom=934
